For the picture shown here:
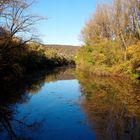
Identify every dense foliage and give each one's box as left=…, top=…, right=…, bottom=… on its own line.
left=0, top=0, right=77, bottom=81
left=76, top=0, right=140, bottom=78
left=0, top=40, right=76, bottom=80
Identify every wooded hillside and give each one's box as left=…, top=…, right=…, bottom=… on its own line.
left=44, top=44, right=79, bottom=60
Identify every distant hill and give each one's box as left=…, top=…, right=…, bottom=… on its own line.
left=44, top=44, right=80, bottom=48
left=43, top=44, right=80, bottom=60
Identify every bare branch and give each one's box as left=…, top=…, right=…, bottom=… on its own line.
left=0, top=0, right=47, bottom=50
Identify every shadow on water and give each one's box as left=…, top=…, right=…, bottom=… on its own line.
left=0, top=67, right=75, bottom=140
left=76, top=70, right=140, bottom=140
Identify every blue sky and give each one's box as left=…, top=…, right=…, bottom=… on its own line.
left=32, top=0, right=109, bottom=45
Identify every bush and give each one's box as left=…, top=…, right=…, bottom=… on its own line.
left=127, top=43, right=140, bottom=71
left=76, top=40, right=140, bottom=78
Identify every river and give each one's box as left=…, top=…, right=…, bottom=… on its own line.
left=0, top=67, right=140, bottom=140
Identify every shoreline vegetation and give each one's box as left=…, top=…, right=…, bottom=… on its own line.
left=76, top=0, right=140, bottom=79
left=0, top=1, right=140, bottom=139
left=0, top=40, right=78, bottom=81
left=0, top=0, right=78, bottom=82
left=0, top=0, right=140, bottom=82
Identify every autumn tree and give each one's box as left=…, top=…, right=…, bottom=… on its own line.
left=110, top=0, right=140, bottom=59
left=81, top=3, right=115, bottom=46
left=81, top=0, right=140, bottom=60
left=0, top=0, right=45, bottom=51
left=77, top=0, right=140, bottom=78
left=0, top=0, right=47, bottom=78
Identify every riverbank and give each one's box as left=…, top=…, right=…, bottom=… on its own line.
left=0, top=41, right=77, bottom=81
left=77, top=0, right=140, bottom=79
left=76, top=41, right=140, bottom=79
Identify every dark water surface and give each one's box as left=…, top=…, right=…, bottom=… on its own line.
left=1, top=67, right=140, bottom=140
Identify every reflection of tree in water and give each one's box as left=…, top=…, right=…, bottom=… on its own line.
left=27, top=67, right=75, bottom=94
left=0, top=70, right=47, bottom=139
left=0, top=67, right=75, bottom=140
left=0, top=104, right=43, bottom=140
left=77, top=70, right=140, bottom=140
left=0, top=106, right=17, bottom=139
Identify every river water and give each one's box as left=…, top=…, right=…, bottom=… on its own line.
left=0, top=67, right=140, bottom=140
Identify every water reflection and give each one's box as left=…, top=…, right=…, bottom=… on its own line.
left=1, top=67, right=140, bottom=140
left=77, top=70, right=140, bottom=140
left=0, top=67, right=76, bottom=140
